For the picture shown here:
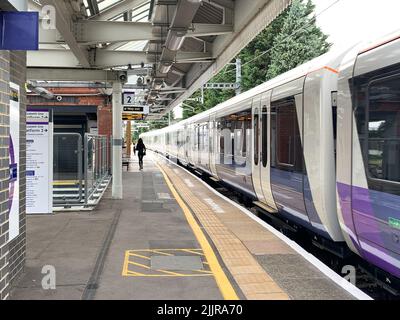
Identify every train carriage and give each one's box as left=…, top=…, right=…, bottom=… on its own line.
left=142, top=31, right=400, bottom=280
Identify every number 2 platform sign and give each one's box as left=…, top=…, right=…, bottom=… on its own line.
left=123, top=92, right=135, bottom=106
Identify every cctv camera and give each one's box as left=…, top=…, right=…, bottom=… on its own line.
left=118, top=72, right=127, bottom=83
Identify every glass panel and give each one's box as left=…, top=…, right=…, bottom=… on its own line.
left=271, top=97, right=302, bottom=173
left=254, top=110, right=259, bottom=165
left=368, top=75, right=400, bottom=183
left=262, top=105, right=268, bottom=167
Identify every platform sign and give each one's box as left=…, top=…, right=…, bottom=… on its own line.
left=123, top=92, right=136, bottom=105
left=9, top=82, right=20, bottom=241
left=123, top=114, right=145, bottom=121
left=26, top=110, right=53, bottom=215
left=123, top=105, right=149, bottom=115
left=0, top=12, right=39, bottom=50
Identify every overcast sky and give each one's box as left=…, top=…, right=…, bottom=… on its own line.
left=313, top=0, right=400, bottom=50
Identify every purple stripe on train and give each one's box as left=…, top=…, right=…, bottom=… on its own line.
left=337, top=182, right=400, bottom=278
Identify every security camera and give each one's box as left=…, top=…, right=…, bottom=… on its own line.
left=145, top=76, right=152, bottom=86
left=118, top=72, right=127, bottom=83
left=56, top=95, right=63, bottom=102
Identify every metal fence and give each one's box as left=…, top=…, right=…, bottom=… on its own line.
left=53, top=133, right=111, bottom=209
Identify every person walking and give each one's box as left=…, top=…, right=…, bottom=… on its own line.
left=134, top=138, right=146, bottom=170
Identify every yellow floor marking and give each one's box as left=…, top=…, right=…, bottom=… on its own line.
left=155, top=162, right=239, bottom=300
left=156, top=269, right=185, bottom=276
left=129, top=253, right=151, bottom=260
left=122, top=249, right=213, bottom=278
left=122, top=251, right=130, bottom=276
left=128, top=261, right=152, bottom=269
left=181, top=249, right=205, bottom=256
left=127, top=270, right=146, bottom=276
left=151, top=249, right=173, bottom=256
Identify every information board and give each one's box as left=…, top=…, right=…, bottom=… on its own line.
left=26, top=110, right=53, bottom=215
left=123, top=105, right=149, bottom=114
left=9, top=82, right=20, bottom=241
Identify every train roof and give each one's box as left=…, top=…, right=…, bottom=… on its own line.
left=142, top=29, right=400, bottom=137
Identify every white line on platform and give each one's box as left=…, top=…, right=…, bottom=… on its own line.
left=203, top=198, right=225, bottom=214
left=184, top=179, right=195, bottom=188
left=156, top=154, right=373, bottom=301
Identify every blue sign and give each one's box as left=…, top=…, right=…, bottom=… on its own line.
left=0, top=12, right=39, bottom=50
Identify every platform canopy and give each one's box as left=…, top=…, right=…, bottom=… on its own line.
left=28, top=0, right=291, bottom=119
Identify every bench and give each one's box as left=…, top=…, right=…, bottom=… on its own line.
left=122, top=157, right=130, bottom=171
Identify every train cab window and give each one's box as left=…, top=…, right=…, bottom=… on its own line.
left=271, top=97, right=302, bottom=172
left=261, top=105, right=268, bottom=167
left=367, top=75, right=400, bottom=185
left=254, top=110, right=259, bottom=165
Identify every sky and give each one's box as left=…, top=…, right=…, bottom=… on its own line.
left=313, top=0, right=400, bottom=50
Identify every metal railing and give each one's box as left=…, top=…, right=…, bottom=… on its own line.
left=84, top=134, right=110, bottom=205
left=53, top=133, right=111, bottom=209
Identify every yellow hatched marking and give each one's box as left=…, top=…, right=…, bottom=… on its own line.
left=122, top=248, right=213, bottom=278
left=129, top=253, right=151, bottom=260
left=156, top=269, right=185, bottom=276
left=181, top=249, right=205, bottom=256
left=128, top=261, right=151, bottom=269
left=152, top=249, right=173, bottom=256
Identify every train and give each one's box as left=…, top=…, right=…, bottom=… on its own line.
left=141, top=31, right=400, bottom=284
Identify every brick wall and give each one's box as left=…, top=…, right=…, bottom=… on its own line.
left=0, top=51, right=10, bottom=301
left=0, top=50, right=27, bottom=300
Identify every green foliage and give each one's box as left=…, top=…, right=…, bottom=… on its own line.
left=265, top=0, right=331, bottom=80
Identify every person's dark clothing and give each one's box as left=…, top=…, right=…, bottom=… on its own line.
left=135, top=142, right=146, bottom=169
left=135, top=143, right=146, bottom=156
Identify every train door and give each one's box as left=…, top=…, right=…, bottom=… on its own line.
left=209, top=113, right=218, bottom=177
left=252, top=95, right=264, bottom=201
left=346, top=39, right=400, bottom=276
left=259, top=91, right=278, bottom=210
left=270, top=78, right=311, bottom=226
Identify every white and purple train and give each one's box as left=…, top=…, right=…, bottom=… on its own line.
left=142, top=31, right=400, bottom=281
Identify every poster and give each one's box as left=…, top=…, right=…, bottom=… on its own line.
left=26, top=110, right=53, bottom=214
left=9, top=82, right=19, bottom=241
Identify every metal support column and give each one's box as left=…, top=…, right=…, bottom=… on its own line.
left=112, top=81, right=123, bottom=199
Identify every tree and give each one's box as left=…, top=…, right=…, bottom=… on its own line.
left=266, top=0, right=331, bottom=79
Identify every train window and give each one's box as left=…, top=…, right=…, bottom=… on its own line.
left=262, top=105, right=268, bottom=167
left=254, top=110, right=259, bottom=165
left=271, top=97, right=302, bottom=172
left=367, top=75, right=400, bottom=185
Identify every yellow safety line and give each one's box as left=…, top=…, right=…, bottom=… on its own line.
left=155, top=161, right=239, bottom=300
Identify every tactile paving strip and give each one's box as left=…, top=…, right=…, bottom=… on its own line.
left=157, top=160, right=290, bottom=300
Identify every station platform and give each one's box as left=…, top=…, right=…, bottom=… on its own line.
left=9, top=153, right=367, bottom=300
